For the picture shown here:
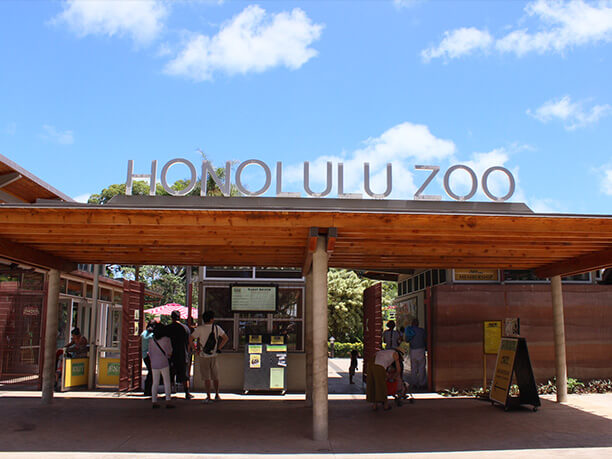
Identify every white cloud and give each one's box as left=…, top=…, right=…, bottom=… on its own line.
left=41, top=125, right=74, bottom=145
left=164, top=5, right=323, bottom=81
left=74, top=193, right=91, bottom=203
left=423, top=0, right=612, bottom=61
left=421, top=27, right=493, bottom=61
left=527, top=197, right=564, bottom=213
left=52, top=0, right=168, bottom=45
left=602, top=168, right=612, bottom=195
left=527, top=95, right=611, bottom=130
left=282, top=122, right=456, bottom=198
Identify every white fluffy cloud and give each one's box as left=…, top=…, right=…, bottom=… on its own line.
left=165, top=5, right=323, bottom=81
left=527, top=95, right=611, bottom=130
left=41, top=125, right=74, bottom=145
left=73, top=193, right=91, bottom=203
left=421, top=27, right=493, bottom=62
left=52, top=0, right=168, bottom=45
left=282, top=122, right=456, bottom=198
left=602, top=168, right=612, bottom=195
left=423, top=0, right=612, bottom=61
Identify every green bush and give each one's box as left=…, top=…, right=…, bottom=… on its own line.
left=328, top=342, right=363, bottom=358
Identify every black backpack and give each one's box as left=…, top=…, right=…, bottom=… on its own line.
left=202, top=325, right=218, bottom=355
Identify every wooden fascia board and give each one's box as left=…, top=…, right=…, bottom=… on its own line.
left=0, top=237, right=77, bottom=272
left=535, top=247, right=612, bottom=278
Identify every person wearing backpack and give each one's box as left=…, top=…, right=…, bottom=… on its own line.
left=148, top=323, right=174, bottom=409
left=190, top=310, right=228, bottom=403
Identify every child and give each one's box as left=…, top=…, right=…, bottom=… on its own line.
left=349, top=349, right=359, bottom=384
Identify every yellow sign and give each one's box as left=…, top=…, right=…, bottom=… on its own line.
left=249, top=354, right=261, bottom=368
left=484, top=321, right=502, bottom=354
left=248, top=345, right=262, bottom=354
left=490, top=338, right=518, bottom=405
left=64, top=357, right=89, bottom=388
left=249, top=335, right=262, bottom=344
left=98, top=358, right=120, bottom=386
left=270, top=335, right=284, bottom=345
left=270, top=368, right=284, bottom=389
left=454, top=269, right=499, bottom=281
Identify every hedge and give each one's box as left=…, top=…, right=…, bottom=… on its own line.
left=328, top=342, right=363, bottom=358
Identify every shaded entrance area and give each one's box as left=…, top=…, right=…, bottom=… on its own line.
left=0, top=194, right=611, bottom=440
left=1, top=392, right=612, bottom=455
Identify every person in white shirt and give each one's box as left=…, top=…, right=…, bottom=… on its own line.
left=148, top=323, right=174, bottom=409
left=190, top=311, right=228, bottom=403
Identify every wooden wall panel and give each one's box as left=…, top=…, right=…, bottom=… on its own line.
left=119, top=280, right=144, bottom=392
left=431, top=283, right=612, bottom=390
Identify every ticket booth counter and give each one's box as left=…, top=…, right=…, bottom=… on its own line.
left=61, top=352, right=90, bottom=390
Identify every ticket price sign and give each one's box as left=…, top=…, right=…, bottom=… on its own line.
left=490, top=337, right=540, bottom=411
left=243, top=334, right=287, bottom=393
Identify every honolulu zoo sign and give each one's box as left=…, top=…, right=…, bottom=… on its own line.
left=126, top=159, right=516, bottom=202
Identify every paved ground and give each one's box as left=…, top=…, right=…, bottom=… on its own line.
left=1, top=359, right=611, bottom=458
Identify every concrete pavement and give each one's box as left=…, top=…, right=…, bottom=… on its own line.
left=1, top=391, right=612, bottom=457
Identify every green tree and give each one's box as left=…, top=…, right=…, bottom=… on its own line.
left=327, top=269, right=396, bottom=342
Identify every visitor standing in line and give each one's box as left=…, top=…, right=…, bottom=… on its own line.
left=190, top=311, right=228, bottom=403
left=149, top=323, right=174, bottom=409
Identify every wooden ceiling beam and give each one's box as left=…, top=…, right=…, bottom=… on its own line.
left=0, top=236, right=77, bottom=272
left=535, top=247, right=612, bottom=278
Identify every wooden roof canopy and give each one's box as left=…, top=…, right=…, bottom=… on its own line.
left=0, top=195, right=610, bottom=279
left=0, top=153, right=74, bottom=204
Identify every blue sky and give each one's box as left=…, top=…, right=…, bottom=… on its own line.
left=1, top=0, right=611, bottom=214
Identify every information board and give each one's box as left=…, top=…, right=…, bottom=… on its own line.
left=243, top=334, right=287, bottom=393
left=231, top=286, right=277, bottom=312
left=490, top=338, right=517, bottom=405
left=484, top=321, right=502, bottom=354
left=490, top=337, right=540, bottom=411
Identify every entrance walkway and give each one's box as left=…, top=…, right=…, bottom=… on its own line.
left=328, top=358, right=363, bottom=394
left=1, top=391, right=611, bottom=457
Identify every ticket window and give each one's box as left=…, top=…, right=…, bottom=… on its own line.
left=70, top=300, right=93, bottom=345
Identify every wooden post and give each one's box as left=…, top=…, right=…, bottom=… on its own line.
left=41, top=269, right=60, bottom=404
left=88, top=264, right=100, bottom=390
left=305, top=270, right=313, bottom=406
left=312, top=236, right=328, bottom=441
left=551, top=275, right=568, bottom=403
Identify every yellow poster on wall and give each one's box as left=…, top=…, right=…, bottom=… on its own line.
left=249, top=354, right=261, bottom=368
left=484, top=321, right=502, bottom=355
left=270, top=368, right=284, bottom=389
left=490, top=338, right=518, bottom=406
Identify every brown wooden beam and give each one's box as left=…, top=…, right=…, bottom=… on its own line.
left=535, top=247, right=612, bottom=278
left=302, top=227, right=319, bottom=275
left=327, top=227, right=337, bottom=254
left=0, top=237, right=76, bottom=272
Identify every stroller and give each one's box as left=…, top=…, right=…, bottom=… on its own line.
left=386, top=349, right=414, bottom=406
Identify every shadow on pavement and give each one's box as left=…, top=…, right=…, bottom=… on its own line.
left=0, top=395, right=611, bottom=454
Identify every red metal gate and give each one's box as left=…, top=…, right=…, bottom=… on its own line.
left=119, top=280, right=144, bottom=392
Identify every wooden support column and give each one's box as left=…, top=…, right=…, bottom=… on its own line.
left=41, top=269, right=60, bottom=404
left=88, top=264, right=100, bottom=390
left=551, top=275, right=568, bottom=403
left=305, top=269, right=313, bottom=406
left=312, top=236, right=328, bottom=441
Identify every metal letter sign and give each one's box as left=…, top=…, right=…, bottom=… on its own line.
left=126, top=159, right=516, bottom=202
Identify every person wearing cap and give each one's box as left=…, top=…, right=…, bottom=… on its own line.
left=65, top=328, right=88, bottom=358
left=155, top=310, right=192, bottom=400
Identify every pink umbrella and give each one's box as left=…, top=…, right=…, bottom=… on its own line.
left=145, top=303, right=198, bottom=319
